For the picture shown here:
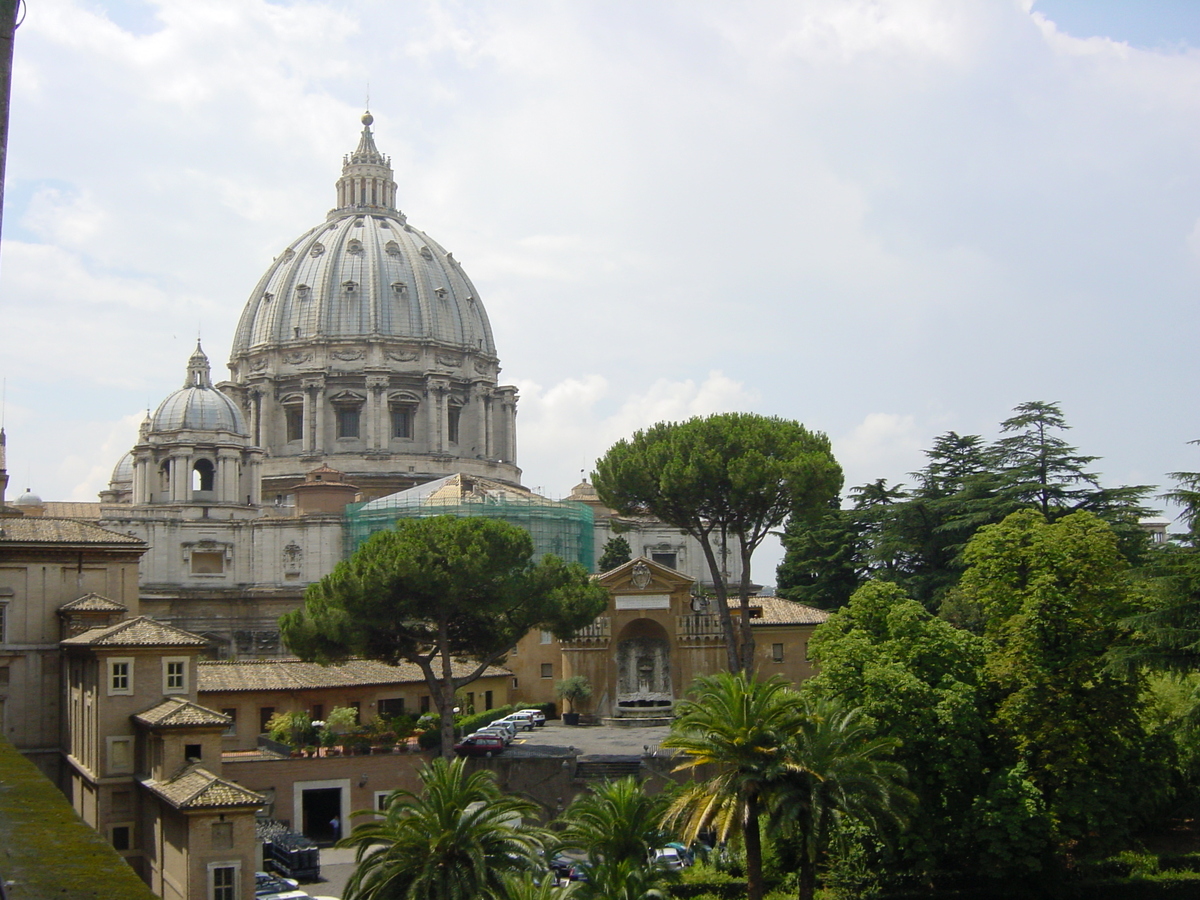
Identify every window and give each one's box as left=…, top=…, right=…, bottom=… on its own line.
left=336, top=406, right=361, bottom=439
left=651, top=552, right=677, bottom=569
left=108, top=658, right=133, bottom=696
left=163, top=657, right=188, bottom=693
left=484, top=690, right=493, bottom=711
left=221, top=708, right=237, bottom=736
left=0, top=603, right=7, bottom=643
left=772, top=643, right=785, bottom=663
left=378, top=697, right=405, bottom=717
left=192, top=459, right=215, bottom=492
left=185, top=743, right=202, bottom=762
left=540, top=663, right=553, bottom=679
left=539, top=630, right=553, bottom=644
left=285, top=406, right=303, bottom=442
left=419, top=696, right=430, bottom=714
left=208, top=862, right=239, bottom=900
left=0, top=665, right=9, bottom=686
left=107, top=736, right=134, bottom=775
left=349, top=701, right=361, bottom=724
left=447, top=405, right=461, bottom=444
left=391, top=406, right=414, bottom=439
left=375, top=791, right=393, bottom=814
left=110, top=824, right=131, bottom=852
left=211, top=821, right=233, bottom=851
left=311, top=703, right=324, bottom=722
left=259, top=706, right=275, bottom=734
left=465, top=692, right=475, bottom=714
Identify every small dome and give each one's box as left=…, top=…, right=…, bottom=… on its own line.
left=14, top=488, right=43, bottom=507
left=110, top=451, right=134, bottom=486
left=150, top=342, right=248, bottom=435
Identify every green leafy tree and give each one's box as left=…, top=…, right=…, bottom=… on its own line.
left=768, top=697, right=915, bottom=900
left=662, top=672, right=805, bottom=900
left=806, top=581, right=990, bottom=879
left=597, top=535, right=633, bottom=572
left=280, top=516, right=608, bottom=756
left=555, top=676, right=593, bottom=716
left=959, top=510, right=1155, bottom=849
left=776, top=501, right=866, bottom=610
left=341, top=757, right=547, bottom=900
left=595, top=413, right=842, bottom=671
left=1162, top=442, right=1200, bottom=545
left=503, top=873, right=580, bottom=900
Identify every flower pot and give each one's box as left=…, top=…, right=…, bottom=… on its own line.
left=562, top=712, right=580, bottom=726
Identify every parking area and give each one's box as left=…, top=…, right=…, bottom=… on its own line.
left=508, top=720, right=671, bottom=757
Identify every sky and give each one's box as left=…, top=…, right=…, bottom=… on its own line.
left=1, top=0, right=1198, bottom=586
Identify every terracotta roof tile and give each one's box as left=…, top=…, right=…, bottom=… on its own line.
left=43, top=501, right=103, bottom=519
left=0, top=517, right=144, bottom=545
left=143, top=766, right=263, bottom=810
left=58, top=593, right=127, bottom=613
left=732, top=597, right=830, bottom=626
left=198, top=657, right=510, bottom=693
left=135, top=698, right=231, bottom=729
left=61, top=616, right=210, bottom=648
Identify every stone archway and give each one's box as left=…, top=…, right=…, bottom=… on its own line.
left=614, top=618, right=673, bottom=713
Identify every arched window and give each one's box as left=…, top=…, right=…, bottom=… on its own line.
left=192, top=459, right=215, bottom=492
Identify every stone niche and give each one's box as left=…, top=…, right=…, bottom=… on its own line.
left=614, top=619, right=672, bottom=710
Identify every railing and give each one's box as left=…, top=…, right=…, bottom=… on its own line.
left=563, top=616, right=610, bottom=645
left=676, top=614, right=725, bottom=642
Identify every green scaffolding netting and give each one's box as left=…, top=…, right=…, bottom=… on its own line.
left=343, top=490, right=595, bottom=570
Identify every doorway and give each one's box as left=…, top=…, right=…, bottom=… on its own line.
left=301, top=786, right=343, bottom=844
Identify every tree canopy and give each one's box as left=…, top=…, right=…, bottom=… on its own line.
left=280, top=515, right=608, bottom=755
left=594, top=412, right=842, bottom=670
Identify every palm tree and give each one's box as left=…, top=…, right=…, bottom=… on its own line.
left=661, top=672, right=805, bottom=900
left=768, top=697, right=915, bottom=900
left=502, top=872, right=581, bottom=900
left=340, top=756, right=548, bottom=900
left=558, top=776, right=676, bottom=898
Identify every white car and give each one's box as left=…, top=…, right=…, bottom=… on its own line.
left=518, top=708, right=547, bottom=727
left=499, top=712, right=536, bottom=731
left=474, top=725, right=514, bottom=745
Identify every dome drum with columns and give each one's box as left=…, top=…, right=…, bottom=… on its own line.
left=223, top=113, right=520, bottom=500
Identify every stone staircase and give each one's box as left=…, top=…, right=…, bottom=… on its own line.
left=574, top=756, right=643, bottom=780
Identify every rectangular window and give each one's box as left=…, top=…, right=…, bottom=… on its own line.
left=311, top=703, right=324, bottom=723
left=484, top=690, right=493, bottom=711
left=209, top=863, right=238, bottom=900
left=337, top=407, right=361, bottom=439
left=259, top=706, right=275, bottom=734
left=185, top=743, right=202, bottom=762
left=378, top=697, right=405, bottom=717
left=419, top=696, right=430, bottom=714
left=651, top=552, right=677, bottom=569
left=111, top=824, right=131, bottom=852
left=191, top=551, right=224, bottom=575
left=391, top=407, right=414, bottom=439
left=0, top=603, right=7, bottom=643
left=350, top=700, right=361, bottom=724
left=0, top=665, right=9, bottom=686
left=375, top=790, right=392, bottom=813
left=540, top=663, right=553, bottom=678
left=221, top=708, right=237, bottom=736
left=285, top=407, right=303, bottom=443
left=772, top=643, right=785, bottom=663
left=108, top=658, right=133, bottom=696
left=447, top=406, right=461, bottom=444
left=539, top=631, right=553, bottom=644
left=163, top=658, right=187, bottom=693
left=466, top=692, right=474, bottom=713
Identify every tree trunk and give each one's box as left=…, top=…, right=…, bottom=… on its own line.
left=737, top=538, right=756, bottom=672
left=745, top=796, right=764, bottom=900
left=697, top=529, right=741, bottom=672
left=798, top=859, right=816, bottom=900
left=438, top=616, right=457, bottom=760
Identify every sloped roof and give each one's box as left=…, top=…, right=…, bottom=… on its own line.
left=61, top=616, right=210, bottom=648
left=731, top=596, right=830, bottom=626
left=199, top=657, right=510, bottom=693
left=58, top=593, right=127, bottom=613
left=43, top=501, right=103, bottom=519
left=0, top=517, right=145, bottom=546
left=143, top=765, right=263, bottom=810
left=134, top=698, right=231, bottom=729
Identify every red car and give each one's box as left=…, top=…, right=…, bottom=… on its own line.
left=453, top=734, right=505, bottom=757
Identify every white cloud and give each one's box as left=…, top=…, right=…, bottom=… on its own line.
left=835, top=413, right=925, bottom=492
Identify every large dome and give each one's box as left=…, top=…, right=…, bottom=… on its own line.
left=221, top=113, right=521, bottom=499
left=152, top=343, right=247, bottom=435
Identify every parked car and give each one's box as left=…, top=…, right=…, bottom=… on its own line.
left=550, top=855, right=590, bottom=882
left=652, top=848, right=686, bottom=870
left=454, top=734, right=506, bottom=757
left=486, top=719, right=518, bottom=740
left=474, top=725, right=514, bottom=745
left=499, top=712, right=536, bottom=731
left=518, top=708, right=547, bottom=727
left=256, top=872, right=300, bottom=897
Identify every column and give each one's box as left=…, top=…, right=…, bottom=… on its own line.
left=302, top=377, right=324, bottom=454
left=301, top=389, right=313, bottom=453
left=367, top=377, right=389, bottom=450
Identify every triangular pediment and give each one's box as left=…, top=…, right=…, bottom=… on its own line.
left=598, top=556, right=694, bottom=594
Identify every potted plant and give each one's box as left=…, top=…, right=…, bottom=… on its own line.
left=555, top=676, right=592, bottom=725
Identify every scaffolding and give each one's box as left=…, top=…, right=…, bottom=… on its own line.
left=343, top=474, right=595, bottom=569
